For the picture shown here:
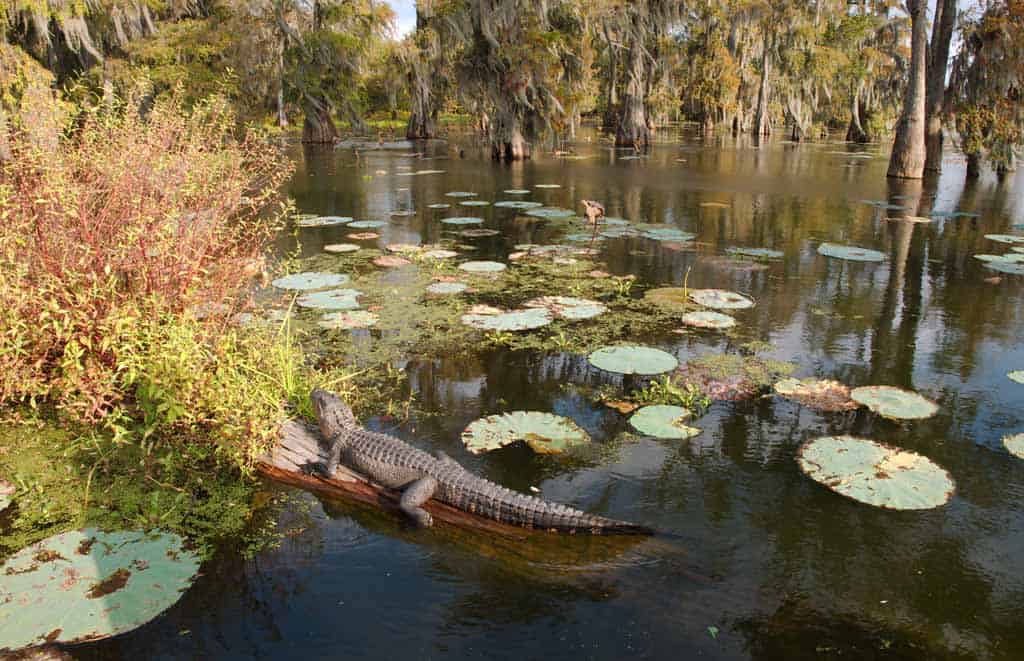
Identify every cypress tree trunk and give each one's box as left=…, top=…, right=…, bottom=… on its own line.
left=302, top=100, right=339, bottom=144
left=846, top=82, right=869, bottom=142
left=753, top=32, right=772, bottom=138
left=615, top=26, right=649, bottom=150
left=491, top=106, right=528, bottom=160
left=965, top=151, right=981, bottom=179
left=405, top=7, right=436, bottom=140
left=602, top=22, right=619, bottom=131
left=924, top=0, right=956, bottom=172
left=887, top=0, right=928, bottom=179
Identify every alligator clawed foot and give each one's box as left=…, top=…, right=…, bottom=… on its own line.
left=300, top=461, right=330, bottom=477
left=409, top=509, right=433, bottom=528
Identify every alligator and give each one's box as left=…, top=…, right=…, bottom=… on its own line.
left=311, top=389, right=653, bottom=535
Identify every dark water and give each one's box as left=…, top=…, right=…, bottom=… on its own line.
left=90, top=129, right=1024, bottom=659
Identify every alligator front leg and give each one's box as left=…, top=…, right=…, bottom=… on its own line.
left=399, top=476, right=437, bottom=528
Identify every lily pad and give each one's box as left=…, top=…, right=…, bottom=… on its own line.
left=441, top=217, right=484, bottom=225
left=427, top=203, right=451, bottom=209
left=0, top=528, right=199, bottom=650
left=850, top=386, right=938, bottom=420
left=373, top=255, right=411, bottom=268
left=726, top=247, right=784, bottom=260
left=525, top=207, right=576, bottom=218
left=534, top=184, right=561, bottom=189
left=459, top=229, right=501, bottom=238
left=348, top=220, right=387, bottom=229
left=460, top=200, right=491, bottom=207
left=985, top=234, right=1024, bottom=245
left=524, top=296, right=606, bottom=320
left=348, top=232, right=380, bottom=240
left=680, top=310, right=736, bottom=330
left=462, top=411, right=590, bottom=454
left=797, top=436, right=955, bottom=510
left=1008, top=371, right=1024, bottom=384
left=774, top=378, right=859, bottom=412
left=504, top=189, right=531, bottom=195
left=817, top=243, right=887, bottom=262
left=296, top=288, right=362, bottom=310
left=641, top=228, right=696, bottom=242
left=461, top=308, right=552, bottom=331
left=644, top=287, right=690, bottom=311
left=386, top=243, right=422, bottom=253
left=318, top=310, right=378, bottom=329
left=458, top=261, right=507, bottom=273
left=629, top=405, right=701, bottom=440
left=323, top=243, right=360, bottom=254
left=493, top=200, right=544, bottom=209
left=272, top=272, right=349, bottom=291
left=1004, top=433, right=1024, bottom=459
left=426, top=282, right=468, bottom=295
left=985, top=261, right=1024, bottom=275
left=689, top=289, right=755, bottom=310
left=565, top=233, right=606, bottom=242
left=296, top=215, right=352, bottom=227
left=588, top=345, right=679, bottom=375
left=445, top=191, right=477, bottom=198
left=422, top=249, right=459, bottom=259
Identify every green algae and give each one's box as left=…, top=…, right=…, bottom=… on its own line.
left=462, top=411, right=590, bottom=454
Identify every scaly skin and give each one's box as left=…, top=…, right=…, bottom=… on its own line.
left=311, top=389, right=652, bottom=534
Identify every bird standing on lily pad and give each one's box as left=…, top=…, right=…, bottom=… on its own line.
left=581, top=200, right=605, bottom=225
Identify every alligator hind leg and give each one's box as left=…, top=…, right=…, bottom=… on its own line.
left=400, top=476, right=438, bottom=528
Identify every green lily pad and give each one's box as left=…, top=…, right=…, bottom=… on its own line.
left=460, top=229, right=501, bottom=238
left=774, top=378, right=859, bottom=411
left=323, top=243, right=360, bottom=254
left=427, top=203, right=451, bottom=209
left=599, top=217, right=630, bottom=226
left=426, top=282, right=468, bottom=295
left=817, top=243, right=887, bottom=262
left=421, top=249, right=459, bottom=259
left=629, top=405, right=701, bottom=439
left=726, top=247, right=784, bottom=260
left=296, top=288, right=362, bottom=310
left=494, top=200, right=544, bottom=209
left=445, top=191, right=477, bottom=198
left=689, top=289, right=755, bottom=310
left=644, top=287, right=690, bottom=310
left=600, top=228, right=639, bottom=239
left=850, top=386, right=938, bottom=420
left=525, top=208, right=576, bottom=218
left=797, top=436, right=955, bottom=510
left=347, top=220, right=387, bottom=229
left=318, top=310, right=378, bottom=329
left=296, top=215, right=352, bottom=227
left=524, top=296, right=606, bottom=320
left=985, top=261, right=1024, bottom=275
left=534, top=184, right=561, bottom=189
left=272, top=272, right=350, bottom=291
left=985, top=234, right=1024, bottom=244
left=0, top=528, right=199, bottom=650
left=462, top=411, right=590, bottom=454
left=641, top=228, right=695, bottom=242
left=441, top=217, right=484, bottom=225
left=565, top=232, right=606, bottom=242
left=588, top=345, right=679, bottom=375
left=680, top=310, right=736, bottom=330
left=1013, top=247, right=1024, bottom=253
left=460, top=200, right=491, bottom=207
left=458, top=261, right=507, bottom=273
left=504, top=189, right=531, bottom=195
left=461, top=307, right=552, bottom=331
left=1004, top=433, right=1024, bottom=459
left=1008, top=371, right=1024, bottom=384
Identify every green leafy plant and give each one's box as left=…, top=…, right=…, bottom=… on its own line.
left=632, top=375, right=711, bottom=415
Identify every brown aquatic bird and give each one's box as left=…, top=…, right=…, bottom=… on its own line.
left=581, top=200, right=605, bottom=225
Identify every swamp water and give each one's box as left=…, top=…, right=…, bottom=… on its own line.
left=86, top=130, right=1023, bottom=659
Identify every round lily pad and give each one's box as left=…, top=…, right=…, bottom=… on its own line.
left=565, top=233, right=606, bottom=242
left=689, top=289, right=755, bottom=310
left=985, top=234, right=1024, bottom=245
left=422, top=249, right=459, bottom=259
left=323, top=243, right=360, bottom=253
left=680, top=310, right=736, bottom=330
left=461, top=308, right=552, bottom=331
left=460, top=200, right=491, bottom=207
left=296, top=215, right=352, bottom=227
left=524, top=296, right=606, bottom=320
left=0, top=528, right=199, bottom=649
left=726, top=247, right=784, bottom=260
left=641, top=228, right=696, bottom=242
left=459, top=229, right=501, bottom=238
left=318, top=310, right=378, bottom=329
left=644, top=287, right=690, bottom=310
left=441, top=217, right=484, bottom=225
left=629, top=405, right=701, bottom=440
left=599, top=217, right=630, bottom=226
left=462, top=411, right=590, bottom=454
left=526, top=208, right=576, bottom=218
left=458, top=261, right=507, bottom=273
left=817, top=243, right=887, bottom=262
left=493, top=200, right=544, bottom=209
left=348, top=220, right=387, bottom=229
left=985, top=261, right=1024, bottom=275
left=427, top=203, right=451, bottom=209
left=774, top=378, right=859, bottom=411
left=296, top=288, right=362, bottom=310
left=504, top=189, right=531, bottom=195
left=445, top=191, right=477, bottom=198
left=588, top=345, right=678, bottom=375
left=850, top=386, right=938, bottom=420
left=534, top=184, right=561, bottom=189
left=426, top=282, right=468, bottom=295
left=373, top=255, right=411, bottom=268
left=348, top=232, right=379, bottom=240
left=1004, top=433, right=1024, bottom=459
left=272, top=272, right=350, bottom=291
left=1008, top=371, right=1024, bottom=384
left=797, top=436, right=955, bottom=510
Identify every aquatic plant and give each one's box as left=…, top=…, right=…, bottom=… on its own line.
left=1005, top=433, right=1024, bottom=459
left=426, top=282, right=468, bottom=295
left=773, top=378, right=859, bottom=412
left=688, top=289, right=755, bottom=310
left=324, top=244, right=361, bottom=253
left=726, top=247, right=784, bottom=260
left=817, top=243, right=887, bottom=262
left=588, top=345, right=679, bottom=375
left=441, top=217, right=485, bottom=225
left=319, top=311, right=379, bottom=329
left=273, top=272, right=350, bottom=291
left=629, top=405, right=701, bottom=440
left=445, top=191, right=478, bottom=197
left=526, top=208, right=576, bottom=218
left=850, top=386, right=938, bottom=420
left=461, top=308, right=552, bottom=331
left=462, top=411, right=590, bottom=454
left=524, top=296, right=607, bottom=321
left=296, top=288, right=363, bottom=310
left=678, top=354, right=796, bottom=401
left=458, top=261, right=508, bottom=273
left=680, top=311, right=736, bottom=330
left=797, top=436, right=955, bottom=510
left=631, top=375, right=711, bottom=413
left=1009, top=371, right=1024, bottom=384
left=348, top=220, right=387, bottom=229
left=297, top=216, right=352, bottom=227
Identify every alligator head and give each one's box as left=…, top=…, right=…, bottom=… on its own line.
left=311, top=389, right=357, bottom=439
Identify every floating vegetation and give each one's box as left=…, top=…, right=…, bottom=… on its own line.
left=318, top=310, right=379, bottom=329
left=461, top=411, right=590, bottom=454
left=524, top=296, right=607, bottom=320
left=1005, top=433, right=1024, bottom=459
left=699, top=202, right=729, bottom=209
left=493, top=200, right=544, bottom=209
left=373, top=255, right=411, bottom=268
left=323, top=243, right=360, bottom=254
left=797, top=436, right=955, bottom=510
left=525, top=207, right=576, bottom=218
left=640, top=227, right=696, bottom=242
left=458, top=260, right=507, bottom=273
left=588, top=345, right=679, bottom=375
left=678, top=354, right=796, bottom=401
left=701, top=255, right=769, bottom=272
left=272, top=272, right=349, bottom=291
left=386, top=243, right=422, bottom=253
left=441, top=216, right=484, bottom=225
left=461, top=307, right=552, bottom=331
left=296, top=215, right=352, bottom=227
left=460, top=200, right=491, bottom=207
left=296, top=288, right=362, bottom=310
left=460, top=229, right=501, bottom=238
left=534, top=184, right=561, bottom=189
left=817, top=243, right=887, bottom=262
left=348, top=220, right=387, bottom=229
left=422, top=249, right=459, bottom=259
left=629, top=405, right=701, bottom=440
left=600, top=227, right=638, bottom=239
left=860, top=200, right=908, bottom=211
left=985, top=234, right=1024, bottom=245
left=1008, top=371, right=1024, bottom=384
left=426, top=282, right=468, bottom=295
left=973, top=254, right=1024, bottom=263
left=644, top=287, right=690, bottom=311
left=504, top=189, right=531, bottom=194
left=680, top=310, right=736, bottom=330
left=427, top=203, right=451, bottom=209
left=689, top=289, right=755, bottom=310
left=726, top=247, right=784, bottom=260
left=390, top=210, right=416, bottom=217
left=347, top=232, right=380, bottom=240
left=773, top=378, right=859, bottom=411
left=887, top=215, right=932, bottom=224
left=445, top=191, right=477, bottom=198
left=0, top=528, right=199, bottom=650
left=850, top=386, right=938, bottom=420
left=985, top=261, right=1024, bottom=275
